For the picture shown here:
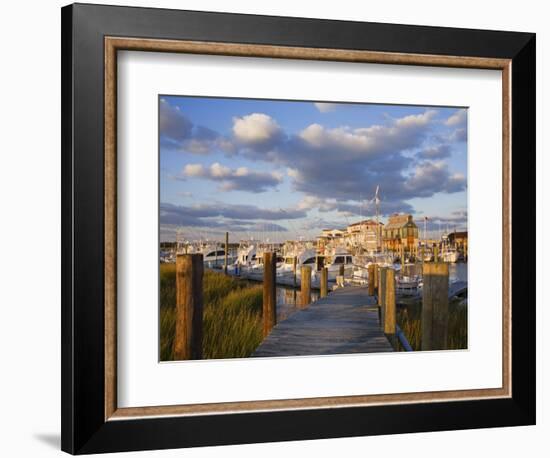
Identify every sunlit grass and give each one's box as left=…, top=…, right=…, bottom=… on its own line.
left=396, top=298, right=467, bottom=351
left=160, top=264, right=263, bottom=361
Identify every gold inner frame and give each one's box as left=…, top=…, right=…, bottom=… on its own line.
left=104, top=37, right=512, bottom=421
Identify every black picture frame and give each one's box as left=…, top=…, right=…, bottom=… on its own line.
left=61, top=3, right=535, bottom=454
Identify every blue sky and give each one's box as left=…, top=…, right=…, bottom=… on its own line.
left=160, top=96, right=467, bottom=242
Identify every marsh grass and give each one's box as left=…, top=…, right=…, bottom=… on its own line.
left=396, top=298, right=467, bottom=351
left=160, top=264, right=263, bottom=361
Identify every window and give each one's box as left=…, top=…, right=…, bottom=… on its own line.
left=333, top=256, right=344, bottom=264
left=303, top=257, right=315, bottom=264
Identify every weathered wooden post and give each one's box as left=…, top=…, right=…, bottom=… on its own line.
left=224, top=231, right=229, bottom=275
left=384, top=268, right=396, bottom=339
left=421, top=262, right=449, bottom=350
left=320, top=267, right=328, bottom=298
left=316, top=256, right=324, bottom=272
left=174, top=254, right=204, bottom=360
left=433, top=245, right=439, bottom=262
left=379, top=266, right=387, bottom=325
left=293, top=256, right=297, bottom=287
left=373, top=265, right=379, bottom=295
left=301, top=265, right=312, bottom=306
left=339, top=264, right=345, bottom=278
left=262, top=252, right=277, bottom=337
left=367, top=264, right=375, bottom=296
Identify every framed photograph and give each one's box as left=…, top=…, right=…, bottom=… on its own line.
left=61, top=3, right=536, bottom=454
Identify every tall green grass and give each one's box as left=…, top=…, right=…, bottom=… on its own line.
left=160, top=264, right=263, bottom=361
left=396, top=298, right=467, bottom=351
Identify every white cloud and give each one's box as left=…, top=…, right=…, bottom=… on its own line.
left=181, top=162, right=283, bottom=193
left=183, top=163, right=205, bottom=176
left=395, top=110, right=437, bottom=128
left=314, top=102, right=338, bottom=113
left=232, top=113, right=281, bottom=144
left=299, top=111, right=437, bottom=154
left=445, top=109, right=467, bottom=127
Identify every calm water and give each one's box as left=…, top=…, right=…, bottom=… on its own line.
left=276, top=286, right=319, bottom=321
left=402, top=262, right=467, bottom=283
left=267, top=261, right=467, bottom=323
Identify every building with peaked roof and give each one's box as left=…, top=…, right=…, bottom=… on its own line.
left=382, top=214, right=419, bottom=253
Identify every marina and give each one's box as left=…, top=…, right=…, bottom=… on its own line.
left=158, top=91, right=470, bottom=362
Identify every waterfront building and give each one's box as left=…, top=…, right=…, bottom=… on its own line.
left=317, top=228, right=345, bottom=254
left=448, top=231, right=468, bottom=256
left=345, top=219, right=383, bottom=253
left=382, top=214, right=419, bottom=254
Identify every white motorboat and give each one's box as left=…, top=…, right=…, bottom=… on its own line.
left=442, top=247, right=460, bottom=263
left=324, top=250, right=354, bottom=281
left=396, top=275, right=422, bottom=296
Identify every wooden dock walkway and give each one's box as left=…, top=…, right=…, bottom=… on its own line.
left=253, top=286, right=394, bottom=357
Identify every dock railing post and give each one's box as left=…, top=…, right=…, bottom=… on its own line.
left=384, top=268, right=397, bottom=346
left=224, top=231, right=229, bottom=275
left=379, top=266, right=387, bottom=326
left=263, top=252, right=277, bottom=337
left=174, top=254, right=204, bottom=360
left=421, top=262, right=449, bottom=350
left=367, top=264, right=375, bottom=296
left=320, top=267, right=328, bottom=298
left=301, top=265, right=312, bottom=307
left=373, top=265, right=379, bottom=296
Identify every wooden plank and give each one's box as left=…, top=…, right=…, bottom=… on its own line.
left=253, top=287, right=394, bottom=357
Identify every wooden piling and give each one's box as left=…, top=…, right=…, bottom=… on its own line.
left=384, top=268, right=396, bottom=336
left=379, top=266, right=387, bottom=325
left=293, top=256, right=297, bottom=287
left=173, top=254, right=204, bottom=360
left=367, top=264, right=375, bottom=296
left=224, top=231, right=229, bottom=274
left=421, top=262, right=449, bottom=350
left=262, top=252, right=277, bottom=337
left=433, top=245, right=439, bottom=262
left=320, top=267, right=328, bottom=298
left=339, top=264, right=345, bottom=278
left=373, top=265, right=379, bottom=295
left=301, top=265, right=312, bottom=306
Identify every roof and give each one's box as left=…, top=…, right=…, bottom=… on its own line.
left=384, top=214, right=417, bottom=230
left=449, top=231, right=468, bottom=238
left=347, top=219, right=379, bottom=227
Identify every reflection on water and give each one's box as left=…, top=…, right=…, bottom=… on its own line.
left=449, top=262, right=468, bottom=282
left=267, top=262, right=467, bottom=323
left=401, top=262, right=467, bottom=283
left=276, top=287, right=319, bottom=322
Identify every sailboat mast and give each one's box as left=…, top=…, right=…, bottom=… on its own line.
left=375, top=185, right=380, bottom=253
